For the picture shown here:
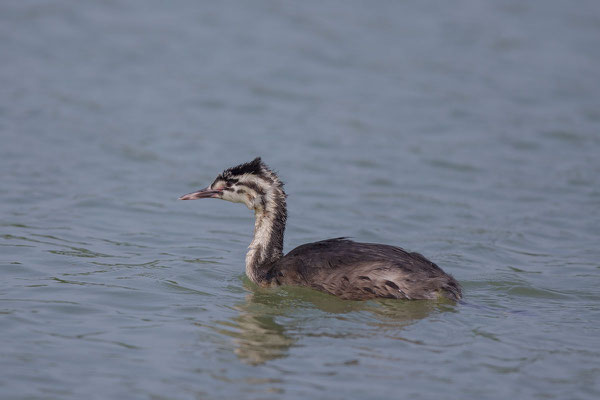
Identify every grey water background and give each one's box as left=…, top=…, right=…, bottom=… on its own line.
left=1, top=0, right=600, bottom=398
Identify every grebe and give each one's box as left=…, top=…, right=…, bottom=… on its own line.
left=179, top=158, right=462, bottom=301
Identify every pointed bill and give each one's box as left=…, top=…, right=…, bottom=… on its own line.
left=179, top=187, right=221, bottom=200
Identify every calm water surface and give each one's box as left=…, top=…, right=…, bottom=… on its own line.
left=2, top=1, right=600, bottom=399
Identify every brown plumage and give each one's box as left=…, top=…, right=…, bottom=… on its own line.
left=180, top=158, right=462, bottom=301
left=267, top=238, right=461, bottom=300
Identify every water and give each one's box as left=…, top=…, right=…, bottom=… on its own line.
left=2, top=0, right=600, bottom=398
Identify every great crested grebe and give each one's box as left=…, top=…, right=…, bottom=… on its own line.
left=179, top=158, right=461, bottom=301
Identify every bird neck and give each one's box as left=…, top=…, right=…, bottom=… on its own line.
left=245, top=187, right=287, bottom=285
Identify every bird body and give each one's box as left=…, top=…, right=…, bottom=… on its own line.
left=267, top=238, right=461, bottom=300
left=180, top=158, right=462, bottom=301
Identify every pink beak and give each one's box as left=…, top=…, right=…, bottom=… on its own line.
left=179, top=187, right=222, bottom=200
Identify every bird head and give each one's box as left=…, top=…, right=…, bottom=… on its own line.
left=179, top=157, right=284, bottom=211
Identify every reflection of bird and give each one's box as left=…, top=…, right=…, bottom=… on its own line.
left=180, top=158, right=462, bottom=301
left=217, top=302, right=294, bottom=366
left=216, top=282, right=437, bottom=365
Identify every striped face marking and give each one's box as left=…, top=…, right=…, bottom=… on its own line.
left=181, top=157, right=287, bottom=285
left=207, top=157, right=282, bottom=212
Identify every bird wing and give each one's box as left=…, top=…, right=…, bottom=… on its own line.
left=270, top=239, right=461, bottom=300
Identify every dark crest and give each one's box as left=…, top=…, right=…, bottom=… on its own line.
left=219, top=157, right=265, bottom=180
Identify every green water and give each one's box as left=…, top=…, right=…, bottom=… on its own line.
left=1, top=1, right=599, bottom=399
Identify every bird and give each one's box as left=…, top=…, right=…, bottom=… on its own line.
left=179, top=157, right=462, bottom=301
